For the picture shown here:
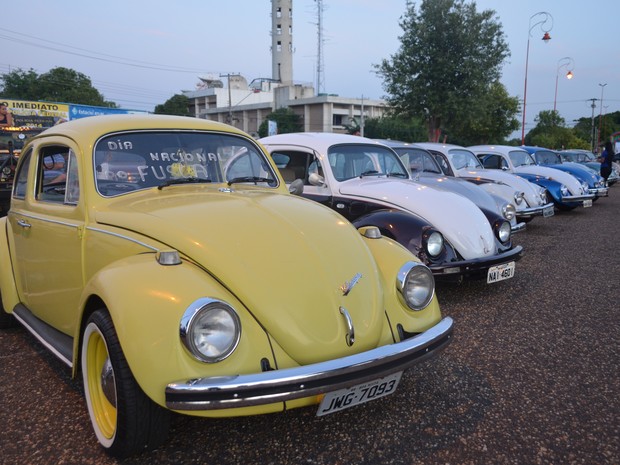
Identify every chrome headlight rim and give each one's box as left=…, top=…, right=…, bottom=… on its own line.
left=423, top=230, right=444, bottom=258
left=560, top=184, right=569, bottom=197
left=513, top=192, right=525, bottom=205
left=497, top=221, right=511, bottom=243
left=396, top=261, right=435, bottom=311
left=502, top=203, right=516, bottom=221
left=180, top=298, right=241, bottom=363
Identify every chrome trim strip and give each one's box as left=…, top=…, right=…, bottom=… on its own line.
left=561, top=193, right=595, bottom=202
left=8, top=211, right=79, bottom=229
left=86, top=227, right=158, bottom=252
left=165, top=317, right=453, bottom=411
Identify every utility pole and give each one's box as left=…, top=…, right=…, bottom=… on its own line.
left=597, top=83, right=607, bottom=148
left=220, top=73, right=241, bottom=124
left=588, top=98, right=598, bottom=152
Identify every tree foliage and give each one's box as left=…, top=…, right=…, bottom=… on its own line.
left=361, top=115, right=427, bottom=141
left=258, top=108, right=302, bottom=137
left=375, top=0, right=511, bottom=142
left=1, top=67, right=116, bottom=107
left=154, top=94, right=190, bottom=116
left=525, top=110, right=588, bottom=150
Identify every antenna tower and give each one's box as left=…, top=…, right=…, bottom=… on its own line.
left=315, top=0, right=325, bottom=94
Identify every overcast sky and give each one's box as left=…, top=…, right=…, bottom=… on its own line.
left=1, top=0, right=618, bottom=139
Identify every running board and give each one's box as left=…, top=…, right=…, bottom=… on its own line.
left=13, top=305, right=74, bottom=368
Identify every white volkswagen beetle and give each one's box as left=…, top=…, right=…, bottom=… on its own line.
left=416, top=142, right=555, bottom=222
left=260, top=133, right=523, bottom=284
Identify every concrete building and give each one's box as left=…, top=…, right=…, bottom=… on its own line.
left=183, top=0, right=387, bottom=136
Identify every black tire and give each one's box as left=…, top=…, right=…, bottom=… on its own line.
left=81, top=309, right=170, bottom=458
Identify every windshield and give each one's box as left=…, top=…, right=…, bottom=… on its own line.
left=94, top=131, right=277, bottom=196
left=327, top=144, right=409, bottom=181
left=393, top=147, right=443, bottom=174
left=509, top=150, right=537, bottom=167
left=447, top=149, right=484, bottom=170
left=533, top=150, right=561, bottom=164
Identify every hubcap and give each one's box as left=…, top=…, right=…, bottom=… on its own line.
left=100, top=358, right=117, bottom=407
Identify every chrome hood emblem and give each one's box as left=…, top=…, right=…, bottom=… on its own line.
left=340, top=273, right=362, bottom=296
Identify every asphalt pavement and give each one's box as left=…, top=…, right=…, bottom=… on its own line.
left=1, top=188, right=618, bottom=465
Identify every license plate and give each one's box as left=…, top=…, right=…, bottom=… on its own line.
left=583, top=199, right=593, bottom=208
left=487, top=261, right=515, bottom=284
left=316, top=371, right=402, bottom=416
left=543, top=205, right=554, bottom=217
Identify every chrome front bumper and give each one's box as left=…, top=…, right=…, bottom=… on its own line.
left=590, top=186, right=609, bottom=197
left=166, top=317, right=454, bottom=411
left=516, top=202, right=555, bottom=220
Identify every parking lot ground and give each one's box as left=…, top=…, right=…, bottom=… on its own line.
left=0, top=189, right=618, bottom=465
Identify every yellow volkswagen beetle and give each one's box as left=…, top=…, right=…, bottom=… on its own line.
left=0, top=114, right=453, bottom=457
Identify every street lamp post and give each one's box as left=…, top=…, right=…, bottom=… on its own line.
left=521, top=11, right=553, bottom=145
left=597, top=83, right=607, bottom=148
left=553, top=57, right=574, bottom=113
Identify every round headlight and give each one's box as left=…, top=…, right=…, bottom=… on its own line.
left=502, top=203, right=516, bottom=221
left=513, top=192, right=524, bottom=205
left=560, top=185, right=569, bottom=197
left=397, top=262, right=435, bottom=311
left=538, top=187, right=548, bottom=203
left=581, top=181, right=589, bottom=194
left=180, top=298, right=241, bottom=363
left=498, top=221, right=511, bottom=243
left=425, top=231, right=444, bottom=257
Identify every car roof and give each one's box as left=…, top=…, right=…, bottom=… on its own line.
left=27, top=114, right=248, bottom=148
left=259, top=132, right=389, bottom=154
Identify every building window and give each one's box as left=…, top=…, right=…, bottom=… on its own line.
left=276, top=25, right=282, bottom=35
left=333, top=114, right=343, bottom=126
left=276, top=7, right=281, bottom=18
left=277, top=41, right=282, bottom=52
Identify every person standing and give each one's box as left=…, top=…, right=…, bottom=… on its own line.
left=0, top=103, right=14, bottom=128
left=599, top=141, right=614, bottom=187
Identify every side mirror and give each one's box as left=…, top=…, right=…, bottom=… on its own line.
left=308, top=172, right=326, bottom=187
left=288, top=178, right=304, bottom=195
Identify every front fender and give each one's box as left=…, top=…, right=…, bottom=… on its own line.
left=77, top=254, right=276, bottom=408
left=352, top=209, right=458, bottom=265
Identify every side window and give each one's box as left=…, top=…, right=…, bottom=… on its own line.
left=13, top=148, right=33, bottom=199
left=37, top=146, right=79, bottom=205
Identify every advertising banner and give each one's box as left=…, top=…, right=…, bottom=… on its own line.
left=0, top=99, right=69, bottom=127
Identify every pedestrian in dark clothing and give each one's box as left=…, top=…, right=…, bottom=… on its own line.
left=599, top=141, right=614, bottom=187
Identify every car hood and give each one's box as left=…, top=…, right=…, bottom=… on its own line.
left=514, top=165, right=585, bottom=195
left=541, top=162, right=601, bottom=185
left=94, top=188, right=386, bottom=365
left=338, top=178, right=497, bottom=259
left=414, top=173, right=499, bottom=212
left=455, top=168, right=543, bottom=207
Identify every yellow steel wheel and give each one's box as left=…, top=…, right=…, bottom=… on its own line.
left=81, top=310, right=170, bottom=458
left=83, top=322, right=117, bottom=443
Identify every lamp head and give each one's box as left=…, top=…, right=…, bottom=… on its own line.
left=566, top=71, right=574, bottom=80
left=542, top=32, right=551, bottom=42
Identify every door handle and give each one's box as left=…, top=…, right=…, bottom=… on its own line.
left=17, top=219, right=31, bottom=229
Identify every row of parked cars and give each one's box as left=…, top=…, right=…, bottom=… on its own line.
left=0, top=114, right=612, bottom=457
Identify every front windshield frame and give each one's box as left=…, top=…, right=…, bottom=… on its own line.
left=533, top=150, right=562, bottom=165
left=447, top=148, right=485, bottom=170
left=93, top=130, right=278, bottom=197
left=326, top=143, right=409, bottom=182
left=393, top=147, right=443, bottom=175
left=509, top=150, right=537, bottom=167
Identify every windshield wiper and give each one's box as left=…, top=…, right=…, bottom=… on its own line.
left=157, top=178, right=212, bottom=190
left=359, top=170, right=380, bottom=178
left=387, top=171, right=408, bottom=178
left=227, top=176, right=275, bottom=186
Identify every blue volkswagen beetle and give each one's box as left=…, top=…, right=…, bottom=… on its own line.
left=521, top=146, right=608, bottom=199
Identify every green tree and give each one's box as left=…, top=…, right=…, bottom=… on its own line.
left=258, top=107, right=302, bottom=137
left=526, top=110, right=587, bottom=149
left=1, top=67, right=116, bottom=107
left=447, top=81, right=520, bottom=145
left=154, top=94, right=190, bottom=116
left=375, top=0, right=510, bottom=142
left=361, top=115, right=427, bottom=141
